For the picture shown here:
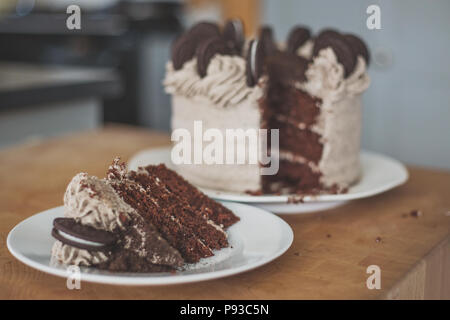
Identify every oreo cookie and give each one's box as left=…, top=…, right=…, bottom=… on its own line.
left=188, top=21, right=221, bottom=39
left=316, top=28, right=341, bottom=40
left=344, top=33, right=370, bottom=65
left=245, top=39, right=265, bottom=87
left=196, top=37, right=231, bottom=77
left=286, top=26, right=311, bottom=54
left=313, top=31, right=356, bottom=77
left=222, top=18, right=245, bottom=54
left=259, top=26, right=277, bottom=57
left=171, top=33, right=198, bottom=70
left=171, top=22, right=221, bottom=70
left=52, top=217, right=117, bottom=251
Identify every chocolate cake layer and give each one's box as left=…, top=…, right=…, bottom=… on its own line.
left=264, top=84, right=321, bottom=128
left=107, top=160, right=236, bottom=264
left=262, top=159, right=322, bottom=193
left=128, top=169, right=229, bottom=250
left=270, top=118, right=323, bottom=163
left=141, top=164, right=240, bottom=228
left=108, top=178, right=214, bottom=264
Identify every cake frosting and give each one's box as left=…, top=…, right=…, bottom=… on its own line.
left=300, top=48, right=369, bottom=102
left=164, top=55, right=263, bottom=108
left=298, top=48, right=370, bottom=188
left=63, top=173, right=134, bottom=232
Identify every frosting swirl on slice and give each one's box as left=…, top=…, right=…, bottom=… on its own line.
left=164, top=54, right=262, bottom=108
left=63, top=173, right=135, bottom=232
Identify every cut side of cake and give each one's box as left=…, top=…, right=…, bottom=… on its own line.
left=51, top=158, right=239, bottom=272
left=164, top=20, right=370, bottom=195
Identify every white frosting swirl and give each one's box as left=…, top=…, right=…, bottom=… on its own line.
left=300, top=47, right=370, bottom=102
left=164, top=55, right=262, bottom=108
left=63, top=173, right=135, bottom=232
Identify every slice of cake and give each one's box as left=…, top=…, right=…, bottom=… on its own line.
left=51, top=158, right=239, bottom=272
left=164, top=20, right=370, bottom=195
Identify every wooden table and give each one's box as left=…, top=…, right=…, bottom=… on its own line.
left=1, top=125, right=449, bottom=299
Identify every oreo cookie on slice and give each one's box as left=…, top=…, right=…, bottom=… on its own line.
left=344, top=33, right=370, bottom=65
left=286, top=26, right=311, bottom=54
left=196, top=37, right=231, bottom=77
left=259, top=26, right=277, bottom=57
left=52, top=217, right=117, bottom=252
left=313, top=32, right=356, bottom=77
left=223, top=18, right=245, bottom=54
left=245, top=39, right=265, bottom=87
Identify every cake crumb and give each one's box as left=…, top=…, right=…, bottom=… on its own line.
left=410, top=210, right=422, bottom=218
left=293, top=252, right=300, bottom=256
left=375, top=236, right=382, bottom=243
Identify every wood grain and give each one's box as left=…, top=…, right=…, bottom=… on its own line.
left=0, top=125, right=449, bottom=299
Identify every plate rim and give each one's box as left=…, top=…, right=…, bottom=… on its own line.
left=128, top=147, right=409, bottom=204
left=7, top=202, right=294, bottom=286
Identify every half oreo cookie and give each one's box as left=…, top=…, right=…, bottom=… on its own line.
left=313, top=31, right=356, bottom=77
left=344, top=33, right=370, bottom=65
left=196, top=37, right=231, bottom=77
left=171, top=33, right=198, bottom=70
left=286, top=26, right=311, bottom=54
left=171, top=22, right=221, bottom=70
left=188, top=21, right=221, bottom=39
left=259, top=26, right=277, bottom=57
left=222, top=18, right=245, bottom=54
left=52, top=217, right=117, bottom=251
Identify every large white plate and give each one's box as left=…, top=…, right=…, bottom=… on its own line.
left=129, top=147, right=409, bottom=213
left=7, top=202, right=293, bottom=286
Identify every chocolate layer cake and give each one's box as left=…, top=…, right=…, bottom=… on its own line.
left=50, top=158, right=239, bottom=272
left=164, top=20, right=370, bottom=195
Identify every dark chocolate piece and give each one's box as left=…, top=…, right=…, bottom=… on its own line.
left=52, top=217, right=116, bottom=251
left=313, top=33, right=356, bottom=77
left=344, top=33, right=370, bottom=65
left=196, top=37, right=231, bottom=77
left=222, top=18, right=245, bottom=54
left=286, top=26, right=311, bottom=54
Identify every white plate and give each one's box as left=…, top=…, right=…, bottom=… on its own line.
left=129, top=147, right=409, bottom=213
left=7, top=202, right=293, bottom=286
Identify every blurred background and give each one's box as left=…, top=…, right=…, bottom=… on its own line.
left=0, top=0, right=449, bottom=169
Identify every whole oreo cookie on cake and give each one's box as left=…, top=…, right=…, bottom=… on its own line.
left=164, top=20, right=370, bottom=195
left=50, top=158, right=239, bottom=272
